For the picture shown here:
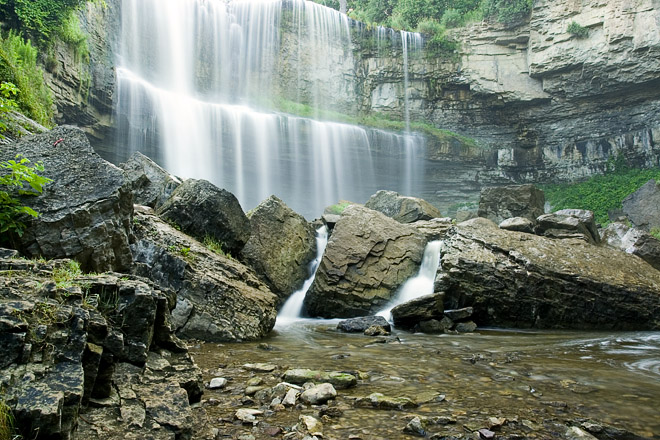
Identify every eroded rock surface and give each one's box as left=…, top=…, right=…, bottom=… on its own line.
left=365, top=190, right=442, bottom=223
left=303, top=205, right=426, bottom=318
left=120, top=152, right=181, bottom=209
left=441, top=218, right=660, bottom=329
left=478, top=184, right=545, bottom=225
left=622, top=179, right=660, bottom=232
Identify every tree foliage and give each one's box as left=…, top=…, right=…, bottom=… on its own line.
left=0, top=0, right=87, bottom=46
left=0, top=154, right=52, bottom=238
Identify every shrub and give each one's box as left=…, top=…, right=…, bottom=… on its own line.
left=416, top=18, right=444, bottom=35
left=0, top=32, right=54, bottom=127
left=0, top=0, right=86, bottom=45
left=0, top=154, right=52, bottom=239
left=567, top=21, right=588, bottom=39
left=440, top=9, right=463, bottom=28
left=0, top=81, right=19, bottom=135
left=651, top=228, right=660, bottom=240
left=482, top=0, right=533, bottom=26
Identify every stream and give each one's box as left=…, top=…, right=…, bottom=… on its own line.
left=190, top=322, right=660, bottom=439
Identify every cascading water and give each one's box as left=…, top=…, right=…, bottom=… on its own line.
left=115, top=0, right=426, bottom=218
left=377, top=240, right=443, bottom=320
left=276, top=225, right=329, bottom=326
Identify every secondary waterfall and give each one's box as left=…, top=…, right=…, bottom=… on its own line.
left=276, top=225, right=329, bottom=326
left=377, top=240, right=443, bottom=320
left=115, top=0, right=426, bottom=218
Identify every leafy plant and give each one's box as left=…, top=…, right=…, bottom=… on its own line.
left=650, top=228, right=660, bottom=240
left=0, top=81, right=19, bottom=135
left=0, top=154, right=52, bottom=238
left=481, top=0, right=532, bottom=25
left=567, top=21, right=588, bottom=39
left=0, top=398, right=20, bottom=440
left=52, top=259, right=82, bottom=288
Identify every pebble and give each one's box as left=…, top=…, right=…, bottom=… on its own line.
left=300, top=383, right=337, bottom=405
left=404, top=417, right=427, bottom=436
left=478, top=428, right=495, bottom=439
left=208, top=377, right=227, bottom=389
left=243, top=363, right=277, bottom=372
left=235, top=408, right=263, bottom=423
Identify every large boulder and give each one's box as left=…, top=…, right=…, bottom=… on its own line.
left=441, top=218, right=660, bottom=330
left=303, top=205, right=427, bottom=318
left=364, top=190, right=442, bottom=223
left=131, top=208, right=277, bottom=341
left=622, top=180, right=660, bottom=231
left=1, top=126, right=133, bottom=272
left=601, top=223, right=660, bottom=271
left=156, top=179, right=250, bottom=254
left=477, top=184, right=545, bottom=224
left=119, top=152, right=181, bottom=209
left=391, top=293, right=445, bottom=329
left=240, top=196, right=316, bottom=305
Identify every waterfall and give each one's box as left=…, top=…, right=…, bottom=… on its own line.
left=276, top=225, right=329, bottom=325
left=377, top=240, right=443, bottom=320
left=115, top=0, right=427, bottom=218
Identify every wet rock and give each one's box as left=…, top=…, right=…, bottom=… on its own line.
left=337, top=316, right=391, bottom=333
left=441, top=218, right=660, bottom=329
left=157, top=178, right=251, bottom=254
left=298, top=415, right=323, bottom=437
left=404, top=417, right=428, bottom=436
left=535, top=212, right=598, bottom=243
left=283, top=388, right=299, bottom=406
left=305, top=205, right=426, bottom=317
left=564, top=426, right=598, bottom=440
left=131, top=210, right=277, bottom=341
left=282, top=369, right=357, bottom=389
left=240, top=195, right=316, bottom=305
left=622, top=179, right=660, bottom=231
left=601, top=223, right=660, bottom=271
left=354, top=392, right=417, bottom=410
left=208, top=377, right=227, bottom=389
left=300, top=383, right=337, bottom=404
left=416, top=318, right=452, bottom=334
left=365, top=190, right=443, bottom=223
left=364, top=325, right=390, bottom=336
left=478, top=184, right=545, bottom=225
left=119, top=151, right=181, bottom=209
left=499, top=217, right=535, bottom=233
left=444, top=307, right=473, bottom=321
left=478, top=428, right=496, bottom=439
left=1, top=126, right=133, bottom=272
left=243, top=363, right=277, bottom=372
left=391, top=293, right=445, bottom=328
left=411, top=218, right=454, bottom=241
left=142, top=382, right=193, bottom=439
left=455, top=321, right=478, bottom=333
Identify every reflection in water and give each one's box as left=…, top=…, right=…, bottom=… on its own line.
left=192, top=323, right=660, bottom=439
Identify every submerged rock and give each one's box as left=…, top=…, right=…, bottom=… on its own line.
left=304, top=205, right=426, bottom=318
left=478, top=184, right=545, bottom=225
left=300, top=383, right=337, bottom=404
left=354, top=392, right=418, bottom=410
left=131, top=209, right=277, bottom=341
left=391, top=293, right=445, bottom=329
left=1, top=126, right=133, bottom=272
left=157, top=178, right=251, bottom=254
left=365, top=190, right=443, bottom=223
left=282, top=369, right=357, bottom=389
left=120, top=151, right=181, bottom=209
left=441, top=218, right=660, bottom=329
left=240, top=195, right=316, bottom=305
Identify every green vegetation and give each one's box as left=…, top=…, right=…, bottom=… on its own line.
left=542, top=160, right=660, bottom=226
left=326, top=201, right=352, bottom=214
left=203, top=235, right=234, bottom=260
left=52, top=259, right=82, bottom=288
left=567, top=21, right=588, bottom=39
left=0, top=399, right=20, bottom=440
left=0, top=154, right=52, bottom=240
left=0, top=81, right=19, bottom=135
left=338, top=0, right=532, bottom=32
left=0, top=33, right=54, bottom=127
left=651, top=228, right=660, bottom=240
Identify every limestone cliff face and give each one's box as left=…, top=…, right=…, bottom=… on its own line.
left=51, top=0, right=660, bottom=212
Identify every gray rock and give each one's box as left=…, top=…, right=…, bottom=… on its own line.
left=208, top=377, right=227, bottom=389
left=365, top=190, right=443, bottom=223
left=337, top=316, right=391, bottom=333
left=499, top=217, right=535, bottom=233
left=622, top=180, right=660, bottom=231
left=444, top=307, right=473, bottom=321
left=364, top=325, right=390, bottom=336
left=456, top=208, right=478, bottom=223
left=304, top=205, right=426, bottom=318
left=298, top=415, right=323, bottom=436
left=391, top=293, right=445, bottom=329
left=404, top=416, right=427, bottom=436
left=282, top=369, right=357, bottom=389
left=1, top=126, right=133, bottom=272
left=120, top=152, right=181, bottom=209
left=300, top=383, right=337, bottom=404
left=411, top=218, right=454, bottom=241
left=354, top=392, right=417, bottom=410
left=235, top=408, right=263, bottom=423
left=416, top=317, right=453, bottom=334
left=601, top=223, right=660, bottom=271
left=240, top=196, right=316, bottom=305
left=157, top=178, right=251, bottom=254
left=478, top=185, right=545, bottom=225
left=555, top=209, right=600, bottom=243
left=455, top=321, right=478, bottom=333
left=131, top=210, right=278, bottom=342
left=536, top=213, right=597, bottom=244
left=441, top=217, right=660, bottom=330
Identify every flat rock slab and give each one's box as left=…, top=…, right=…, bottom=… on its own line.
left=337, top=316, right=391, bottom=333
left=282, top=369, right=357, bottom=389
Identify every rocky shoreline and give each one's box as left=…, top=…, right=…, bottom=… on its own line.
left=1, top=127, right=659, bottom=439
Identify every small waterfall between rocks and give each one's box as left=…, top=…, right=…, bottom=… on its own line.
left=276, top=225, right=329, bottom=326
left=115, top=0, right=426, bottom=218
left=377, top=240, right=443, bottom=320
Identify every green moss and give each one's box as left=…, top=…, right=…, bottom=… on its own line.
left=52, top=259, right=82, bottom=288
left=541, top=163, right=660, bottom=226
left=326, top=201, right=352, bottom=214
left=650, top=228, right=660, bottom=240
left=567, top=21, right=588, bottom=39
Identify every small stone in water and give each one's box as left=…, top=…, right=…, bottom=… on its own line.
left=283, top=388, right=298, bottom=406
left=364, top=325, right=390, bottom=336
left=301, top=383, right=337, bottom=405
left=488, top=417, right=506, bottom=430
left=258, top=343, right=274, bottom=350
left=404, top=417, right=427, bottom=437
left=243, top=363, right=277, bottom=372
left=235, top=408, right=263, bottom=423
left=208, top=377, right=227, bottom=389
left=478, top=428, right=495, bottom=439
left=246, top=377, right=263, bottom=386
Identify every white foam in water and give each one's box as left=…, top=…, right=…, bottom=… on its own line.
left=377, top=240, right=443, bottom=320
left=276, top=225, right=329, bottom=326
